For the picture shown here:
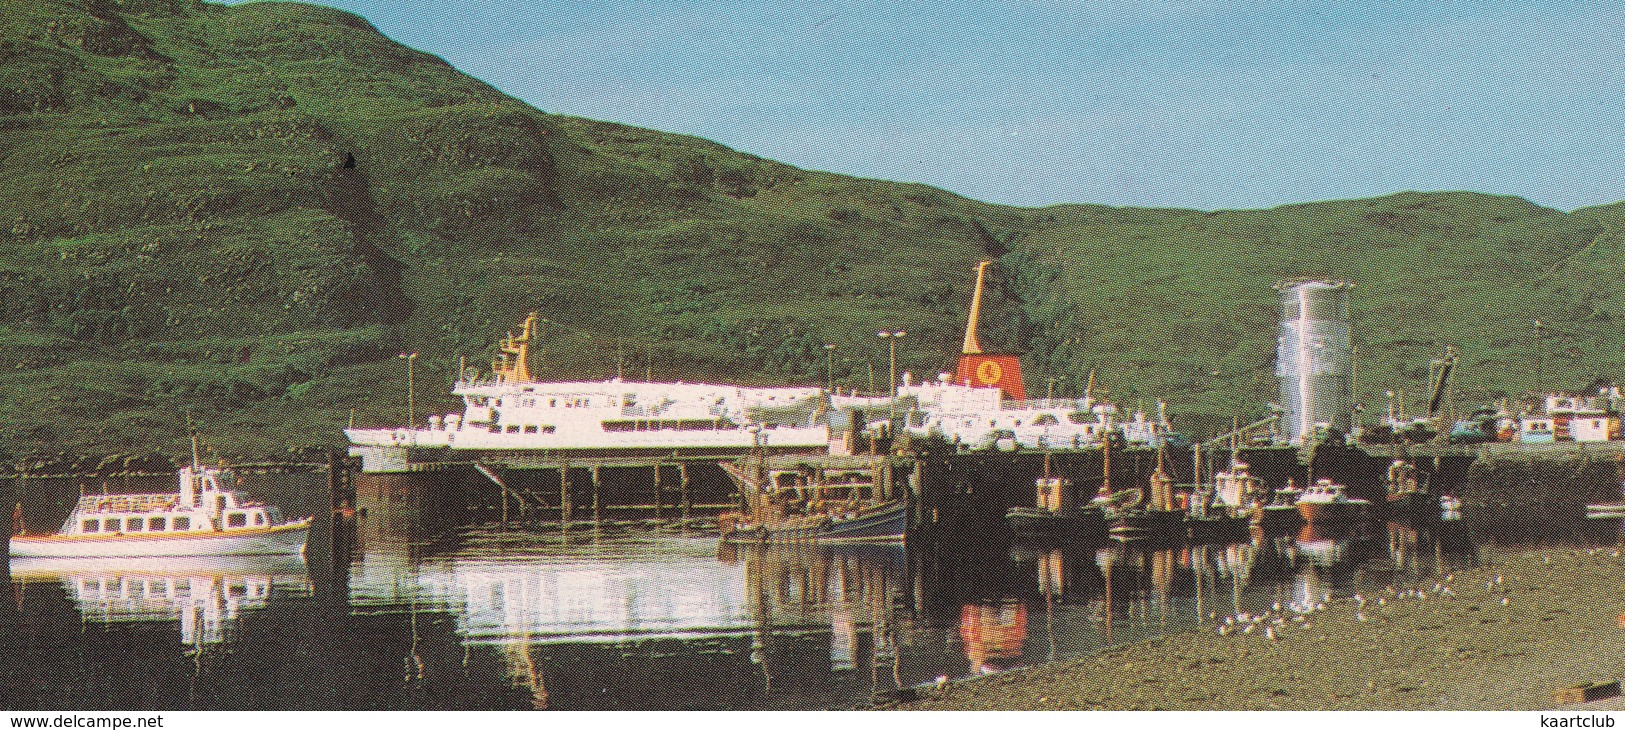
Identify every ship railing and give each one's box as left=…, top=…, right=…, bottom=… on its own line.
left=1001, top=398, right=1091, bottom=411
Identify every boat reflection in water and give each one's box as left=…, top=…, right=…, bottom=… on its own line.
left=9, top=555, right=312, bottom=651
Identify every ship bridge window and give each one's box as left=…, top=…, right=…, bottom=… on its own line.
left=524, top=425, right=539, bottom=434
left=543, top=425, right=556, bottom=434
left=81, top=520, right=99, bottom=533
left=127, top=519, right=143, bottom=532
left=506, top=425, right=520, bottom=433
left=148, top=517, right=166, bottom=531
left=103, top=518, right=122, bottom=533
left=173, top=517, right=190, bottom=531
left=226, top=512, right=247, bottom=528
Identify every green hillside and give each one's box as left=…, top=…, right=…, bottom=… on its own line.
left=2, top=0, right=1623, bottom=463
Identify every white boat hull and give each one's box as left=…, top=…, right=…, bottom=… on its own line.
left=9, top=520, right=311, bottom=559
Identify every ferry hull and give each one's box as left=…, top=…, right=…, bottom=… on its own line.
left=9, top=520, right=311, bottom=559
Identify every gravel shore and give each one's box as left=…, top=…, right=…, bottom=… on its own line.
left=881, top=547, right=1625, bottom=710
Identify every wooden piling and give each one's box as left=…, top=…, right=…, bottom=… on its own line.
left=679, top=462, right=691, bottom=524
left=560, top=461, right=573, bottom=524
left=653, top=463, right=663, bottom=521
left=907, top=459, right=924, bottom=531
left=592, top=465, right=602, bottom=526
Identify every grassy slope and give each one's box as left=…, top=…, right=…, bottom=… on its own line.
left=1, top=0, right=1622, bottom=462
left=1010, top=193, right=1625, bottom=435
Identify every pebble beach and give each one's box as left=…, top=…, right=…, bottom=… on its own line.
left=881, top=546, right=1625, bottom=710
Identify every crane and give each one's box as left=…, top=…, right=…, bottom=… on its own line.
left=1425, top=346, right=1458, bottom=423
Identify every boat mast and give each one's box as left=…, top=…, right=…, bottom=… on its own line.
left=494, top=312, right=539, bottom=384
left=962, top=261, right=990, bottom=355
left=191, top=432, right=200, bottom=469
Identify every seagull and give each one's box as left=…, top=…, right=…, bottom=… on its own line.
left=1266, top=626, right=1279, bottom=641
left=1243, top=624, right=1255, bottom=634
left=1273, top=602, right=1282, bottom=612
left=1356, top=612, right=1367, bottom=622
left=1218, top=626, right=1233, bottom=636
left=1378, top=598, right=1387, bottom=606
left=935, top=675, right=950, bottom=689
left=1500, top=597, right=1510, bottom=605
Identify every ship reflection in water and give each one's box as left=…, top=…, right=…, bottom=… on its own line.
left=4, top=475, right=1491, bottom=710
left=9, top=555, right=312, bottom=651
left=329, top=518, right=1479, bottom=709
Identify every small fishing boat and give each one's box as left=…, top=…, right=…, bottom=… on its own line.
left=1252, top=480, right=1305, bottom=531
left=1294, top=478, right=1372, bottom=526
left=1005, top=489, right=1108, bottom=542
left=1439, top=495, right=1463, bottom=521
left=1108, top=449, right=1185, bottom=542
left=10, top=448, right=310, bottom=559
left=1006, top=453, right=1107, bottom=542
left=718, top=461, right=906, bottom=544
left=1384, top=459, right=1437, bottom=521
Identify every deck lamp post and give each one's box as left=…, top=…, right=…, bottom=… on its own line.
left=878, top=331, right=905, bottom=427
left=1534, top=319, right=1545, bottom=392
left=1046, top=376, right=1066, bottom=407
left=824, top=344, right=837, bottom=393
left=399, top=351, right=418, bottom=429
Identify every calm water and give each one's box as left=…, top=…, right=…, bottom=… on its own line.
left=0, top=473, right=1618, bottom=711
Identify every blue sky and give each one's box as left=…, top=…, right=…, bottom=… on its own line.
left=263, top=0, right=1625, bottom=210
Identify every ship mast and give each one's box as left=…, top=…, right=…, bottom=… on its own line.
left=494, top=312, right=540, bottom=384
left=962, top=261, right=991, bottom=355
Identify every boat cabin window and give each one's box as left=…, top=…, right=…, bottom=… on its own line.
left=523, top=425, right=538, bottom=434
left=103, top=518, right=122, bottom=533
left=226, top=512, right=247, bottom=528
left=148, top=517, right=166, bottom=531
left=506, top=425, right=520, bottom=433
left=127, top=519, right=143, bottom=532
left=254, top=513, right=264, bottom=525
left=268, top=507, right=284, bottom=524
left=522, top=398, right=536, bottom=408
left=543, top=425, right=556, bottom=434
left=549, top=399, right=557, bottom=407
left=82, top=520, right=99, bottom=533
left=173, top=517, right=190, bottom=531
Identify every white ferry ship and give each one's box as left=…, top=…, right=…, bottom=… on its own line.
left=842, top=261, right=1174, bottom=452
left=346, top=314, right=830, bottom=472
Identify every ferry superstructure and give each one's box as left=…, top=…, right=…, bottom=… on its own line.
left=345, top=314, right=829, bottom=472
left=841, top=261, right=1175, bottom=452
